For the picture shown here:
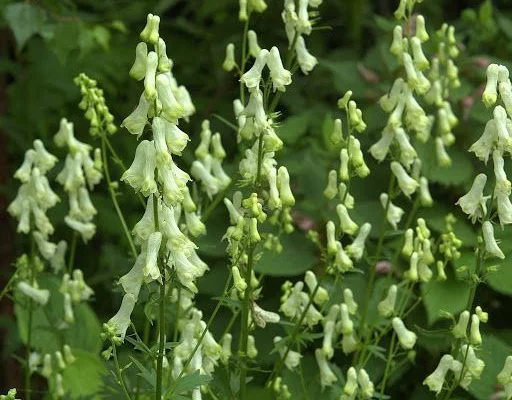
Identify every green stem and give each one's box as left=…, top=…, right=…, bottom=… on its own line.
left=379, top=331, right=398, bottom=396
left=173, top=288, right=181, bottom=342
left=113, top=344, right=133, bottom=400
left=104, top=136, right=146, bottom=207
left=67, top=231, right=78, bottom=274
left=240, top=15, right=251, bottom=104
left=174, top=273, right=233, bottom=384
left=101, top=135, right=138, bottom=260
left=355, top=174, right=396, bottom=365
left=238, top=248, right=254, bottom=400
left=153, top=192, right=166, bottom=400
left=24, top=233, right=36, bottom=400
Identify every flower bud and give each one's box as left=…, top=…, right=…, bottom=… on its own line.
left=232, top=266, right=247, bottom=292
left=405, top=252, right=419, bottom=282
left=247, top=335, right=258, bottom=358
left=358, top=369, right=375, bottom=398
left=140, top=14, right=160, bottom=44
left=341, top=333, right=359, bottom=354
left=452, top=310, right=470, bottom=338
left=415, top=15, right=429, bottom=42
left=437, top=261, right=447, bottom=281
left=277, top=167, right=295, bottom=207
left=402, top=229, right=414, bottom=257
left=323, top=170, right=338, bottom=199
left=419, top=177, right=433, bottom=206
left=435, top=137, right=452, bottom=167
left=392, top=317, right=417, bottom=349
left=475, top=306, right=488, bottom=323
left=343, top=367, right=358, bottom=396
left=343, top=288, right=358, bottom=314
left=339, top=149, right=350, bottom=181
left=326, top=221, right=337, bottom=256
left=304, top=270, right=329, bottom=305
left=470, top=314, right=482, bottom=346
left=378, top=285, right=397, bottom=318
left=498, top=356, right=512, bottom=385
left=390, top=25, right=404, bottom=56
left=247, top=30, right=261, bottom=58
left=222, top=43, right=236, bottom=72
left=411, top=37, right=429, bottom=70
left=483, top=63, right=500, bottom=108
left=339, top=303, right=354, bottom=335
left=129, top=42, right=148, bottom=80
left=336, top=204, right=358, bottom=235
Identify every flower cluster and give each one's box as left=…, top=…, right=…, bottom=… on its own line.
left=54, top=118, right=102, bottom=242
left=28, top=345, right=76, bottom=398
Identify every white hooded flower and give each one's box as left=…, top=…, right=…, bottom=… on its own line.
left=456, top=173, right=489, bottom=223
left=358, top=369, right=375, bottom=399
left=370, top=126, right=394, bottom=162
left=106, top=293, right=137, bottom=341
left=346, top=223, right=371, bottom=261
left=380, top=193, right=404, bottom=230
left=315, top=348, right=337, bottom=388
left=469, top=119, right=497, bottom=163
left=424, top=354, right=454, bottom=394
left=336, top=204, right=358, bottom=235
left=267, top=46, right=292, bottom=91
left=391, top=161, right=419, bottom=197
left=17, top=281, right=50, bottom=305
left=295, top=35, right=317, bottom=75
left=274, top=336, right=302, bottom=370
left=64, top=216, right=96, bottom=242
left=121, top=140, right=157, bottom=196
left=482, top=220, right=505, bottom=259
left=156, top=73, right=184, bottom=123
left=240, top=49, right=269, bottom=89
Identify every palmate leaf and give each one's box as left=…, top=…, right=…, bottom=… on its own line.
left=166, top=370, right=212, bottom=398
left=129, top=355, right=156, bottom=388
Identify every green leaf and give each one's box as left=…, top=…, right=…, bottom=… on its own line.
left=15, top=273, right=102, bottom=354
left=478, top=0, right=493, bottom=24
left=129, top=355, right=156, bottom=388
left=497, top=14, right=512, bottom=40
left=3, top=3, right=47, bottom=49
left=421, top=276, right=471, bottom=325
left=60, top=349, right=108, bottom=399
left=173, top=370, right=212, bottom=394
left=255, top=231, right=316, bottom=276
left=416, top=141, right=474, bottom=187
left=276, top=111, right=312, bottom=145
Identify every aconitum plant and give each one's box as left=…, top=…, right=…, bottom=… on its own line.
left=4, top=0, right=512, bottom=399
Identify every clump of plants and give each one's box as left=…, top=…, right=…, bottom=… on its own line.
left=4, top=0, right=512, bottom=399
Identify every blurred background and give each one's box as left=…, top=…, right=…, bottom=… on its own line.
left=2, top=0, right=512, bottom=398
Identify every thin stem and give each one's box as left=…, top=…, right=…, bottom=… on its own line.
left=379, top=331, right=398, bottom=396
left=153, top=191, right=166, bottom=400
left=101, top=135, right=138, bottom=260
left=238, top=248, right=254, bottom=400
left=222, top=309, right=240, bottom=338
left=24, top=233, right=36, bottom=400
left=202, top=180, right=234, bottom=222
left=67, top=231, right=78, bottom=274
left=239, top=15, right=251, bottom=104
left=173, top=288, right=181, bottom=342
left=175, top=273, right=233, bottom=384
left=113, top=344, right=133, bottom=400
left=104, top=136, right=146, bottom=207
left=355, top=174, right=396, bottom=365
